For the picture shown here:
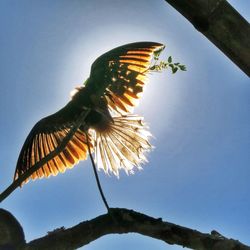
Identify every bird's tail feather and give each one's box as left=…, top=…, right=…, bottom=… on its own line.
left=92, top=115, right=152, bottom=176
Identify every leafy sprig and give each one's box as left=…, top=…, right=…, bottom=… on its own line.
left=150, top=50, right=186, bottom=74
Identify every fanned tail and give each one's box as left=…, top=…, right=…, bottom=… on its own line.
left=92, top=115, right=152, bottom=176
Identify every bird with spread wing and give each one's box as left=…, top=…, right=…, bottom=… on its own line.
left=14, top=42, right=166, bottom=184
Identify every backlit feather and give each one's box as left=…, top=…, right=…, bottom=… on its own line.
left=92, top=115, right=151, bottom=176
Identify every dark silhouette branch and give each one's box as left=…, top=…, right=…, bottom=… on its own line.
left=165, top=0, right=250, bottom=77
left=0, top=109, right=90, bottom=204
left=0, top=209, right=25, bottom=249
left=85, top=131, right=110, bottom=212
left=1, top=208, right=249, bottom=250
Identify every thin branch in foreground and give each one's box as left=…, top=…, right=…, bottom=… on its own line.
left=164, top=0, right=250, bottom=77
left=85, top=131, right=110, bottom=212
left=0, top=109, right=90, bottom=203
left=18, top=208, right=249, bottom=250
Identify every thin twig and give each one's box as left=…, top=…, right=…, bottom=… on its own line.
left=85, top=132, right=110, bottom=212
left=0, top=109, right=90, bottom=203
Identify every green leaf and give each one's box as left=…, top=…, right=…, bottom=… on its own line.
left=149, top=65, right=156, bottom=71
left=149, top=53, right=186, bottom=74
left=179, top=65, right=187, bottom=71
left=159, top=61, right=168, bottom=69
left=153, top=47, right=164, bottom=60
left=172, top=67, right=178, bottom=74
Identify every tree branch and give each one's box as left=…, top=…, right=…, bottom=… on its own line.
left=165, top=0, right=250, bottom=77
left=0, top=209, right=25, bottom=249
left=3, top=208, right=244, bottom=250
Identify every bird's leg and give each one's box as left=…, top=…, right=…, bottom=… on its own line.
left=85, top=132, right=120, bottom=225
left=85, top=132, right=110, bottom=212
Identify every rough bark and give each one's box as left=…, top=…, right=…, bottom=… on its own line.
left=1, top=208, right=249, bottom=250
left=165, top=0, right=250, bottom=77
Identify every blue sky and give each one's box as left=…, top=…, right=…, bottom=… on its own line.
left=0, top=1, right=249, bottom=249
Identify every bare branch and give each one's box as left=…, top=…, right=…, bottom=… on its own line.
left=18, top=208, right=249, bottom=250
left=85, top=131, right=110, bottom=212
left=165, top=0, right=250, bottom=77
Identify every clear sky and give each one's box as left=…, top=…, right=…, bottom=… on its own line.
left=0, top=1, right=249, bottom=249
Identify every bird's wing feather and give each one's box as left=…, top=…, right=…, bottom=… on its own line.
left=88, top=42, right=165, bottom=113
left=14, top=103, right=91, bottom=183
left=14, top=42, right=164, bottom=184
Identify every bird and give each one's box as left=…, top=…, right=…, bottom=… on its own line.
left=14, top=42, right=165, bottom=184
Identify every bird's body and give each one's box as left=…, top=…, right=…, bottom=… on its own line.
left=14, top=42, right=165, bottom=183
left=68, top=85, right=114, bottom=133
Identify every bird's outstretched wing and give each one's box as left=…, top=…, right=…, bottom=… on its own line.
left=87, top=42, right=165, bottom=114
left=14, top=42, right=164, bottom=184
left=14, top=103, right=91, bottom=184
